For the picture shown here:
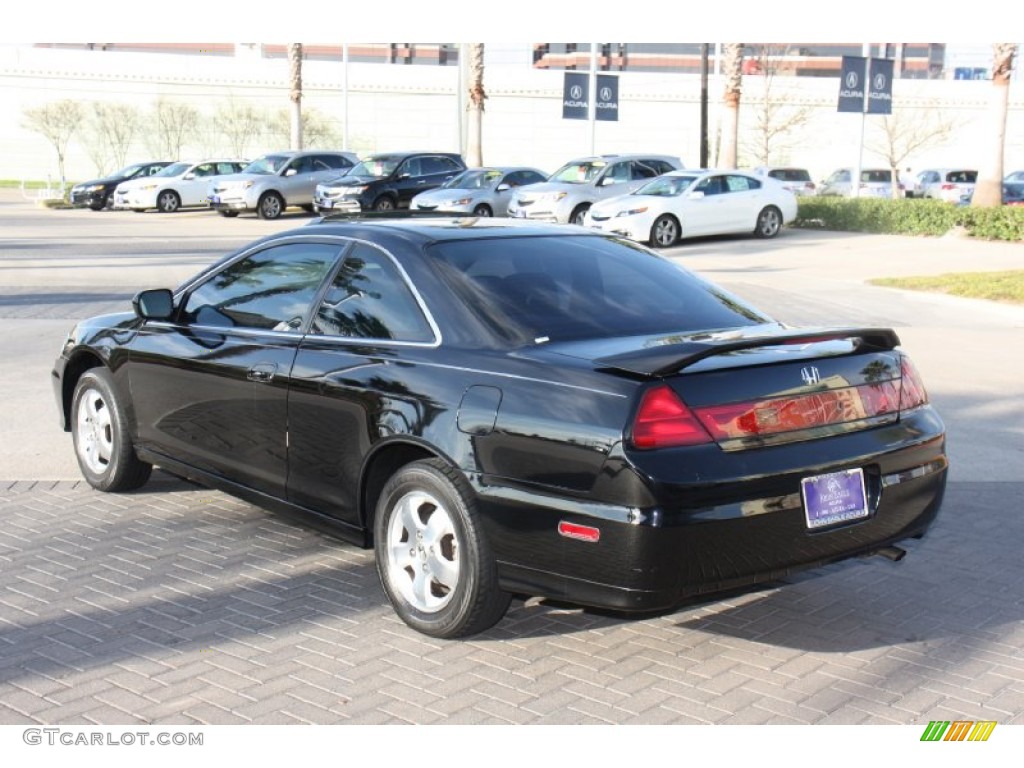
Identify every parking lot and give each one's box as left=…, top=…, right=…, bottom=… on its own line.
left=1, top=191, right=1023, bottom=730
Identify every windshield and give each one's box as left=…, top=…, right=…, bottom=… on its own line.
left=442, top=169, right=502, bottom=190
left=426, top=235, right=769, bottom=346
left=635, top=175, right=698, bottom=197
left=113, top=164, right=147, bottom=178
left=242, top=155, right=290, bottom=175
left=349, top=158, right=400, bottom=178
left=154, top=163, right=191, bottom=178
left=548, top=161, right=607, bottom=185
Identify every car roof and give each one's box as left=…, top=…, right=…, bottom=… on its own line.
left=302, top=216, right=600, bottom=245
left=361, top=151, right=463, bottom=160
left=563, top=154, right=679, bottom=163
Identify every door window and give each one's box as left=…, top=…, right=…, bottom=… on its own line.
left=182, top=243, right=341, bottom=332
left=310, top=244, right=434, bottom=343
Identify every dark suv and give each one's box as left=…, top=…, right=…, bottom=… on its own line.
left=314, top=152, right=465, bottom=214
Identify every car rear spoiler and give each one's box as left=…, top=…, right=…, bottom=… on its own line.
left=594, top=327, right=901, bottom=377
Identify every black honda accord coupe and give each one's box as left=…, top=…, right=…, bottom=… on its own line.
left=52, top=217, right=947, bottom=638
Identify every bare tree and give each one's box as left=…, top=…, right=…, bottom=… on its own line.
left=82, top=102, right=141, bottom=175
left=743, top=45, right=813, bottom=166
left=720, top=43, right=744, bottom=169
left=269, top=107, right=339, bottom=149
left=866, top=106, right=957, bottom=199
left=289, top=43, right=303, bottom=150
left=973, top=43, right=1017, bottom=208
left=147, top=98, right=199, bottom=160
left=21, top=100, right=82, bottom=189
left=466, top=43, right=486, bottom=167
left=214, top=97, right=263, bottom=158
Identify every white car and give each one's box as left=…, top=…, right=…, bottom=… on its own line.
left=912, top=168, right=978, bottom=203
left=584, top=169, right=798, bottom=247
left=113, top=159, right=249, bottom=213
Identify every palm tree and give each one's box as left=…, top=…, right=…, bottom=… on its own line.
left=972, top=43, right=1017, bottom=208
left=466, top=44, right=486, bottom=167
left=289, top=43, right=303, bottom=150
left=720, top=43, right=744, bottom=169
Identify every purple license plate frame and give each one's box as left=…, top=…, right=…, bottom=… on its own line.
left=801, top=468, right=869, bottom=530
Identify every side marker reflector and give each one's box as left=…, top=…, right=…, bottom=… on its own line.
left=558, top=521, right=601, bottom=543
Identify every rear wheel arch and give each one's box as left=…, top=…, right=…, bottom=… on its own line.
left=360, top=441, right=444, bottom=539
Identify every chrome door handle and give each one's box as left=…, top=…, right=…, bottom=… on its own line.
left=247, top=363, right=278, bottom=383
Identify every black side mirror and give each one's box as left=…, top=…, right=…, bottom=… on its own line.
left=133, top=289, right=175, bottom=320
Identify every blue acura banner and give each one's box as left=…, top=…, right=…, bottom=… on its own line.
left=595, top=74, right=619, bottom=121
left=866, top=58, right=894, bottom=115
left=562, top=72, right=589, bottom=120
left=838, top=56, right=894, bottom=114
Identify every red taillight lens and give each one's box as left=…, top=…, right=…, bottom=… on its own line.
left=941, top=183, right=955, bottom=190
left=899, top=356, right=928, bottom=411
left=630, top=385, right=713, bottom=449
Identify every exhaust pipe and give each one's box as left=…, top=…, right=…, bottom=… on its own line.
left=875, top=545, right=907, bottom=562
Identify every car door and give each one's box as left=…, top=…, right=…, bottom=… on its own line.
left=179, top=162, right=216, bottom=207
left=721, top=174, right=764, bottom=232
left=392, top=156, right=427, bottom=207
left=127, top=240, right=343, bottom=496
left=278, top=155, right=314, bottom=204
left=287, top=241, right=438, bottom=525
left=687, top=174, right=730, bottom=234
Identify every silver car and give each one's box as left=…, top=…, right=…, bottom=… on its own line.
left=209, top=150, right=358, bottom=219
left=912, top=168, right=978, bottom=203
left=507, top=154, right=683, bottom=225
left=410, top=167, right=547, bottom=217
left=819, top=168, right=904, bottom=199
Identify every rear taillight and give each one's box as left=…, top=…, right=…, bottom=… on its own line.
left=941, top=183, right=956, bottom=190
left=899, top=356, right=928, bottom=411
left=630, top=385, right=713, bottom=449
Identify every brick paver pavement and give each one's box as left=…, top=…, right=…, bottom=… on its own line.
left=1, top=476, right=1021, bottom=725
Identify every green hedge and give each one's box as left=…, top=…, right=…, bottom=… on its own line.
left=794, top=197, right=1024, bottom=241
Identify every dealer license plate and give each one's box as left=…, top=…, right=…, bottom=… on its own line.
left=801, top=468, right=869, bottom=529
left=210, top=195, right=220, bottom=204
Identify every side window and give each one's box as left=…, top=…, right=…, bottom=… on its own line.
left=603, top=162, right=631, bottom=185
left=631, top=162, right=658, bottom=181
left=648, top=160, right=675, bottom=175
left=423, top=156, right=461, bottom=175
left=694, top=175, right=725, bottom=196
left=319, top=154, right=353, bottom=171
left=399, top=157, right=424, bottom=178
left=216, top=162, right=241, bottom=175
left=148, top=165, right=165, bottom=176
left=182, top=243, right=341, bottom=332
left=310, top=244, right=434, bottom=343
left=287, top=156, right=313, bottom=175
left=192, top=164, right=216, bottom=177
left=725, top=175, right=760, bottom=192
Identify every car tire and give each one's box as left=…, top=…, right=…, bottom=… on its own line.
left=217, top=210, right=239, bottom=218
left=754, top=206, right=783, bottom=239
left=257, top=192, right=285, bottom=220
left=71, top=368, right=152, bottom=493
left=373, top=196, right=396, bottom=212
left=374, top=458, right=511, bottom=638
left=157, top=190, right=181, bottom=213
left=89, top=192, right=111, bottom=212
left=472, top=204, right=493, bottom=217
left=650, top=214, right=680, bottom=248
left=569, top=204, right=589, bottom=226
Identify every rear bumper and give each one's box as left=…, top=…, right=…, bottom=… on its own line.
left=480, top=412, right=948, bottom=612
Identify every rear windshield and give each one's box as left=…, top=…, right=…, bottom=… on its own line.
left=768, top=169, right=811, bottom=182
left=945, top=170, right=977, bottom=183
left=424, top=235, right=770, bottom=346
left=862, top=170, right=892, bottom=183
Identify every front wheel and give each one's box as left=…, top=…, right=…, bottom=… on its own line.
left=649, top=214, right=680, bottom=248
left=257, top=192, right=285, bottom=220
left=156, top=190, right=181, bottom=213
left=217, top=210, right=239, bottom=218
left=71, top=369, right=152, bottom=492
left=472, top=204, right=492, bottom=217
left=569, top=204, right=589, bottom=226
left=373, top=196, right=396, bottom=212
left=754, top=206, right=783, bottom=238
left=374, top=459, right=510, bottom=638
